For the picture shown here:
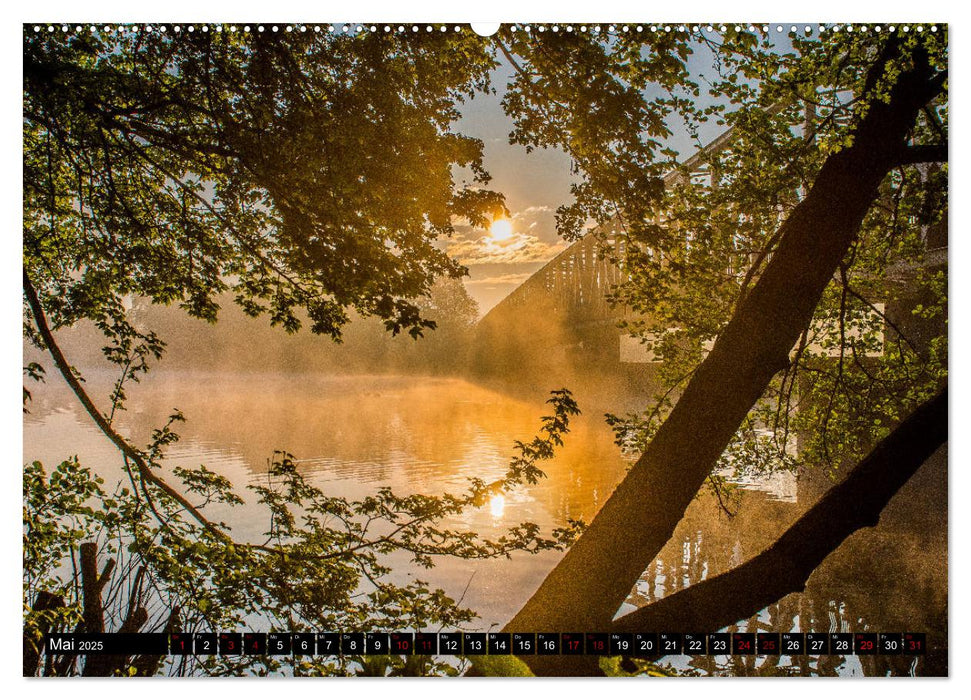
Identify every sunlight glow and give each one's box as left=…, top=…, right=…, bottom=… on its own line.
left=489, top=218, right=513, bottom=241
left=489, top=494, right=505, bottom=518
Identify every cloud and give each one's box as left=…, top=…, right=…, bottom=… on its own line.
left=444, top=205, right=566, bottom=265
left=511, top=205, right=556, bottom=234
left=449, top=232, right=567, bottom=264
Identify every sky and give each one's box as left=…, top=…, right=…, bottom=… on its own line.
left=444, top=60, right=575, bottom=315
left=445, top=43, right=738, bottom=315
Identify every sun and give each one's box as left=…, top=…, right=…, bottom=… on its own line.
left=489, top=218, right=513, bottom=242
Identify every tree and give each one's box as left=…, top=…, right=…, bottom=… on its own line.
left=24, top=27, right=503, bottom=345
left=23, top=389, right=584, bottom=677
left=22, top=26, right=578, bottom=677
left=23, top=24, right=948, bottom=677
left=22, top=26, right=512, bottom=542
left=491, top=26, right=947, bottom=675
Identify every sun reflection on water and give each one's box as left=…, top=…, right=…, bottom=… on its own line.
left=489, top=494, right=505, bottom=518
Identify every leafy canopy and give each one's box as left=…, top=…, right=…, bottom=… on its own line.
left=24, top=28, right=503, bottom=342
left=498, top=26, right=947, bottom=489
left=23, top=25, right=948, bottom=676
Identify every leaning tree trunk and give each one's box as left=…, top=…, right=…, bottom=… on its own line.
left=504, top=40, right=944, bottom=676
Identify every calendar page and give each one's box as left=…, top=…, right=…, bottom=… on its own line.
left=22, top=18, right=948, bottom=679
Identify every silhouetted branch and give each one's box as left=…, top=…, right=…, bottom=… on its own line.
left=23, top=270, right=229, bottom=542
left=611, top=385, right=946, bottom=636
left=505, top=36, right=946, bottom=661
left=894, top=143, right=947, bottom=166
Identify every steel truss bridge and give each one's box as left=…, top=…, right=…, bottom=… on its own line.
left=472, top=129, right=734, bottom=382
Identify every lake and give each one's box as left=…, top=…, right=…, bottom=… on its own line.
left=23, top=371, right=947, bottom=675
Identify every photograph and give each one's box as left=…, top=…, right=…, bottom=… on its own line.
left=22, top=19, right=948, bottom=678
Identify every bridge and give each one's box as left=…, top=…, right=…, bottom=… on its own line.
left=471, top=129, right=734, bottom=386
left=470, top=111, right=938, bottom=388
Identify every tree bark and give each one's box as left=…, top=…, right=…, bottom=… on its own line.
left=611, top=386, right=946, bottom=636
left=85, top=567, right=151, bottom=677
left=131, top=606, right=181, bottom=677
left=504, top=39, right=945, bottom=672
left=894, top=143, right=947, bottom=166
left=79, top=542, right=116, bottom=676
left=79, top=541, right=112, bottom=636
left=23, top=591, right=65, bottom=676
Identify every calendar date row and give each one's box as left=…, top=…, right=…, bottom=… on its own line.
left=46, top=631, right=926, bottom=657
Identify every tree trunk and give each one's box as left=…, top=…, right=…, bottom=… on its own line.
left=79, top=542, right=110, bottom=635
left=79, top=542, right=116, bottom=677
left=131, top=606, right=181, bottom=677
left=505, top=40, right=944, bottom=675
left=23, top=591, right=65, bottom=676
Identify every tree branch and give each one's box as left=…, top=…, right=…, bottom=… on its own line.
left=894, top=143, right=947, bottom=167
left=22, top=270, right=230, bottom=543
left=506, top=39, right=947, bottom=673
left=611, top=385, right=946, bottom=636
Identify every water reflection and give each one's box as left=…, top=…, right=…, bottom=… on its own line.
left=623, top=445, right=947, bottom=676
left=489, top=494, right=506, bottom=519
left=23, top=371, right=946, bottom=676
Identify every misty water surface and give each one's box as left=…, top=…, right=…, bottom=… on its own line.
left=23, top=371, right=946, bottom=676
